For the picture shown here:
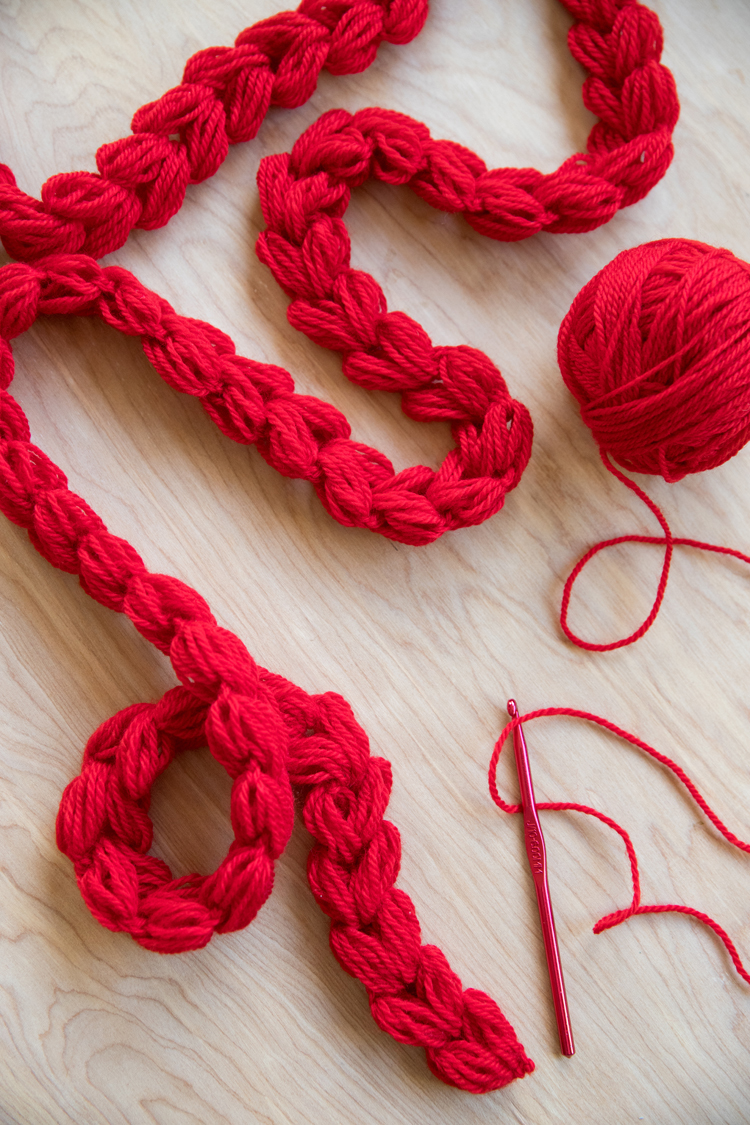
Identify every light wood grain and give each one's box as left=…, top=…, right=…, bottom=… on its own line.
left=1, top=1, right=750, bottom=1122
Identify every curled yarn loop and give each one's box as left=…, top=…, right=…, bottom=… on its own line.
left=0, top=271, right=533, bottom=1096
left=559, top=240, right=750, bottom=481
left=558, top=240, right=750, bottom=649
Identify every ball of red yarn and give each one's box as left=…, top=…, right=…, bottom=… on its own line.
left=558, top=239, right=750, bottom=482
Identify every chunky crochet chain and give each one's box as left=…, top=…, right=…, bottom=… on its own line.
left=250, top=0, right=681, bottom=540
left=255, top=109, right=536, bottom=542
left=0, top=0, right=428, bottom=261
left=0, top=255, right=530, bottom=544
left=256, top=8, right=678, bottom=257
left=0, top=0, right=677, bottom=265
left=0, top=269, right=532, bottom=1094
left=0, top=0, right=680, bottom=1090
left=0, top=1, right=678, bottom=545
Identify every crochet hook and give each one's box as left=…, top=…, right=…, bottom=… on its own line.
left=507, top=699, right=575, bottom=1057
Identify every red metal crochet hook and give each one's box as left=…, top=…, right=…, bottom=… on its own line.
left=507, top=699, right=575, bottom=1057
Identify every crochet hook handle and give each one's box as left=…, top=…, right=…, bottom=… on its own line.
left=508, top=700, right=575, bottom=1058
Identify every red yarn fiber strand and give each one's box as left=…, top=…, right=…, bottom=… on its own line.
left=0, top=0, right=429, bottom=261
left=489, top=708, right=750, bottom=987
left=558, top=240, right=750, bottom=649
left=561, top=452, right=750, bottom=651
left=0, top=0, right=677, bottom=263
left=0, top=284, right=533, bottom=1097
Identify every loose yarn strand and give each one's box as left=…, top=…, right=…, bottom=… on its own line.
left=489, top=708, right=750, bottom=986
left=560, top=450, right=674, bottom=650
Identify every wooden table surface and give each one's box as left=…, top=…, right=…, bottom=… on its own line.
left=1, top=2, right=749, bottom=1122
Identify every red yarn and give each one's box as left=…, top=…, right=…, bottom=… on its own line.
left=0, top=254, right=531, bottom=544
left=558, top=239, right=750, bottom=649
left=490, top=709, right=750, bottom=989
left=0, top=270, right=533, bottom=1096
left=0, top=1, right=679, bottom=543
left=559, top=241, right=750, bottom=480
left=0, top=0, right=429, bottom=260
left=0, top=0, right=678, bottom=261
left=247, top=0, right=679, bottom=537
left=256, top=107, right=540, bottom=540
left=0, top=0, right=681, bottom=1086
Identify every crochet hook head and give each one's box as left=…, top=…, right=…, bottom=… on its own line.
left=508, top=700, right=575, bottom=1058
